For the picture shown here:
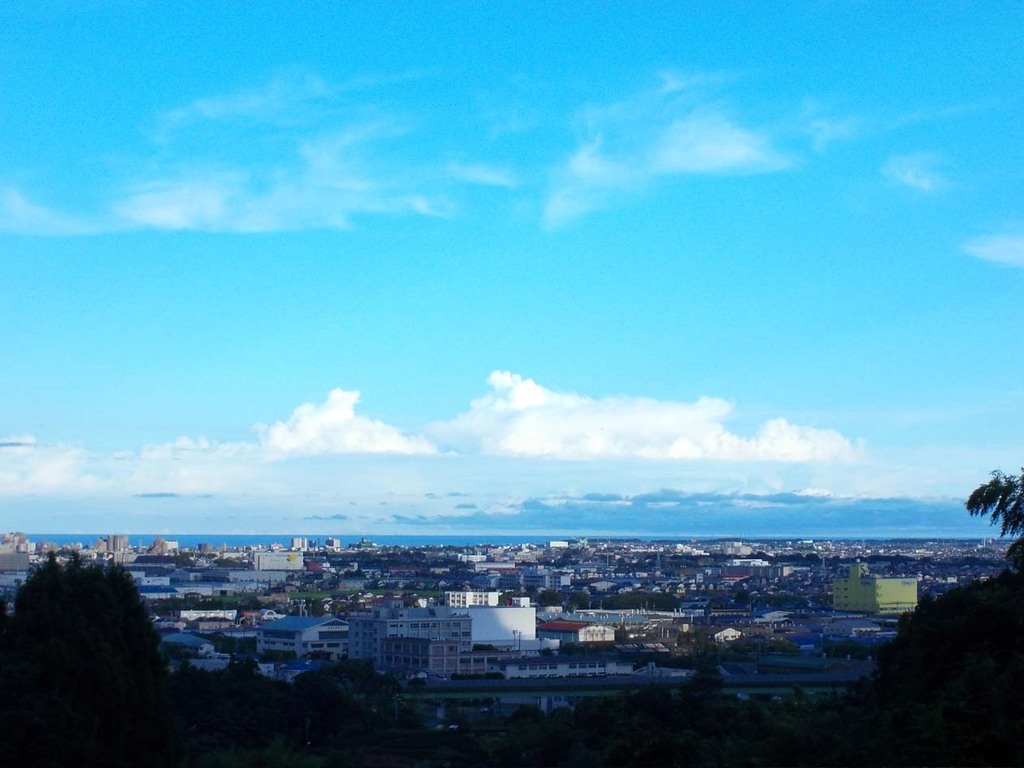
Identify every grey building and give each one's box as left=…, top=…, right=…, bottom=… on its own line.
left=347, top=600, right=472, bottom=668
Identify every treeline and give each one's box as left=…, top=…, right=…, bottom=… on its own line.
left=168, top=658, right=424, bottom=767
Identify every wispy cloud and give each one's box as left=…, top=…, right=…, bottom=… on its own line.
left=158, top=73, right=333, bottom=130
left=0, top=435, right=36, bottom=450
left=3, top=74, right=464, bottom=236
left=111, top=124, right=454, bottom=232
left=0, top=187, right=98, bottom=236
left=446, top=162, right=518, bottom=187
left=430, top=371, right=857, bottom=462
left=882, top=152, right=947, bottom=192
left=651, top=112, right=786, bottom=174
left=156, top=71, right=431, bottom=133
left=963, top=231, right=1024, bottom=267
left=804, top=116, right=862, bottom=151
left=544, top=75, right=790, bottom=226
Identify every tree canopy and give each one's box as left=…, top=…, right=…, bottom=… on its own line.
left=966, top=468, right=1024, bottom=568
left=0, top=554, right=177, bottom=768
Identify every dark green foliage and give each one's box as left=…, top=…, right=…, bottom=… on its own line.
left=566, top=590, right=591, bottom=610
left=171, top=659, right=292, bottom=756
left=198, top=632, right=257, bottom=655
left=967, top=468, right=1024, bottom=567
left=537, top=589, right=564, bottom=607
left=872, top=568, right=1024, bottom=766
left=595, top=592, right=680, bottom=611
left=0, top=554, right=177, bottom=768
left=169, top=659, right=411, bottom=765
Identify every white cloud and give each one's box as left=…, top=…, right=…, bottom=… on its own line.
left=882, top=152, right=946, bottom=192
left=256, top=389, right=437, bottom=457
left=0, top=436, right=102, bottom=494
left=431, top=371, right=857, bottom=462
left=963, top=231, right=1024, bottom=267
left=0, top=389, right=436, bottom=498
left=651, top=112, right=787, bottom=174
left=544, top=77, right=790, bottom=226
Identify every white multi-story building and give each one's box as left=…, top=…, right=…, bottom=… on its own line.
left=253, top=551, right=304, bottom=571
left=443, top=591, right=500, bottom=607
left=459, top=604, right=537, bottom=648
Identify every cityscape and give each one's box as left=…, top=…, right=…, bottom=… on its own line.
left=2, top=524, right=1018, bottom=766
left=0, top=529, right=1009, bottom=677
left=2, top=2, right=1023, bottom=765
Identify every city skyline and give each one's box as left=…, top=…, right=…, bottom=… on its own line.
left=1, top=3, right=1021, bottom=535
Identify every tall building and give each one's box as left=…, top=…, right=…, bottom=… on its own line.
left=832, top=563, right=917, bottom=614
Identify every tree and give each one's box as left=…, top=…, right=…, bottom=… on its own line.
left=0, top=554, right=177, bottom=768
left=567, top=590, right=591, bottom=611
left=966, top=468, right=1024, bottom=568
left=537, top=589, right=563, bottom=608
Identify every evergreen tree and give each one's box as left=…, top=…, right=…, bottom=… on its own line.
left=0, top=554, right=177, bottom=768
left=967, top=468, right=1024, bottom=568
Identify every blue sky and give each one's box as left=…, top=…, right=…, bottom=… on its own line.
left=1, top=2, right=1022, bottom=536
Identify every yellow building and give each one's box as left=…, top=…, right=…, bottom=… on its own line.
left=832, top=563, right=917, bottom=614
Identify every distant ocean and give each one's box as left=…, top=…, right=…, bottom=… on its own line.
left=26, top=533, right=990, bottom=549
left=28, top=533, right=576, bottom=549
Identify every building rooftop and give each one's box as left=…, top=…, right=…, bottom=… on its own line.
left=261, top=616, right=345, bottom=632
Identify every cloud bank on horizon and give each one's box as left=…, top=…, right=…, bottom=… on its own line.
left=0, top=371, right=858, bottom=496
left=0, top=367, right=1006, bottom=537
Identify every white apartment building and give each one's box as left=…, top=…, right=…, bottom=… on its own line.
left=443, top=590, right=500, bottom=607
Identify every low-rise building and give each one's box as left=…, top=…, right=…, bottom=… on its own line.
left=713, top=627, right=743, bottom=643
left=256, top=616, right=348, bottom=659
left=380, top=637, right=463, bottom=675
left=538, top=620, right=615, bottom=644
left=499, top=655, right=635, bottom=679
